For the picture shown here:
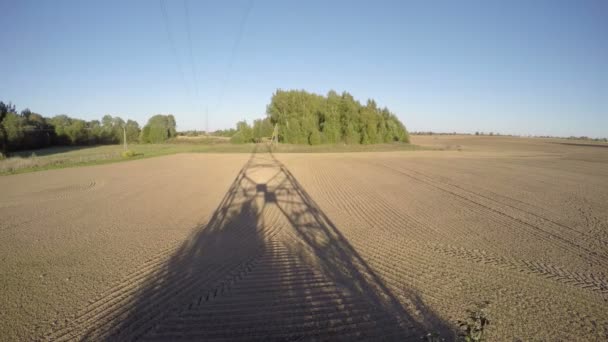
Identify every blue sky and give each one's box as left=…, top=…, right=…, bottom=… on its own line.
left=1, top=0, right=606, bottom=137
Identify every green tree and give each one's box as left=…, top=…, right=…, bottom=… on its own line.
left=309, top=129, right=321, bottom=145
left=140, top=125, right=151, bottom=143
left=266, top=89, right=408, bottom=145
left=141, top=114, right=177, bottom=143
left=213, top=128, right=237, bottom=137
left=0, top=101, right=16, bottom=155
left=64, top=119, right=88, bottom=144
left=50, top=115, right=73, bottom=145
left=2, top=112, right=25, bottom=149
left=252, top=117, right=273, bottom=142
left=167, top=115, right=177, bottom=137
left=22, top=112, right=53, bottom=149
left=231, top=120, right=253, bottom=144
left=0, top=101, right=146, bottom=151
left=125, top=120, right=141, bottom=143
left=88, top=120, right=103, bottom=144
left=112, top=117, right=126, bottom=143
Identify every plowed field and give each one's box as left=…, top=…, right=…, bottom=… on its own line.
left=1, top=136, right=607, bottom=341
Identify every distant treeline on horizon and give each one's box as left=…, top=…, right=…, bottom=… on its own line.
left=0, top=101, right=177, bottom=156
left=3, top=95, right=604, bottom=157
left=2, top=89, right=411, bottom=156
left=410, top=131, right=607, bottom=141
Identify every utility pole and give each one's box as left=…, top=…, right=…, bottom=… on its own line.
left=205, top=106, right=209, bottom=135
left=123, top=125, right=128, bottom=151
left=270, top=123, right=279, bottom=147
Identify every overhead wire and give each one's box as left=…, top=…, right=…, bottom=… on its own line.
left=215, top=0, right=254, bottom=115
left=159, top=0, right=253, bottom=132
left=159, top=0, right=191, bottom=109
left=183, top=0, right=206, bottom=131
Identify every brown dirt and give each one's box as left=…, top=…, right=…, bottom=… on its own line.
left=1, top=136, right=607, bottom=341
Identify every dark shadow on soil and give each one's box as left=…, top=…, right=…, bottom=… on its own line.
left=83, top=144, right=456, bottom=341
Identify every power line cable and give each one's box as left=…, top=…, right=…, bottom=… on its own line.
left=159, top=0, right=190, bottom=103
left=183, top=0, right=206, bottom=131
left=183, top=0, right=200, bottom=100
left=215, top=0, right=254, bottom=114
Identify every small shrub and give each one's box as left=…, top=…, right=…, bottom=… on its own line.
left=458, top=302, right=490, bottom=342
left=121, top=149, right=138, bottom=158
left=230, top=132, right=247, bottom=144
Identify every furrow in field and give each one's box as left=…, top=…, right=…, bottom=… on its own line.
left=48, top=202, right=282, bottom=339
left=332, top=202, right=608, bottom=299
left=306, top=160, right=456, bottom=244
left=0, top=168, right=185, bottom=238
left=284, top=157, right=608, bottom=303
left=142, top=237, right=416, bottom=341
left=388, top=160, right=607, bottom=249
left=371, top=160, right=608, bottom=267
left=334, top=227, right=608, bottom=340
left=405, top=158, right=561, bottom=215
left=46, top=219, right=283, bottom=341
left=421, top=242, right=608, bottom=296
left=108, top=241, right=285, bottom=342
left=307, top=159, right=506, bottom=254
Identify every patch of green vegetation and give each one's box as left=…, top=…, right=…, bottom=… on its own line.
left=458, top=302, right=491, bottom=342
left=121, top=149, right=140, bottom=158
left=0, top=143, right=254, bottom=175
left=0, top=142, right=426, bottom=176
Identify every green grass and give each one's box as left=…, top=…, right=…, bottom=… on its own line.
left=0, top=142, right=425, bottom=175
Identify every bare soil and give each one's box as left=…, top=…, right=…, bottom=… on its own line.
left=1, top=136, right=607, bottom=341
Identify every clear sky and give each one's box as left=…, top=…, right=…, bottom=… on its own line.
left=1, top=0, right=606, bottom=137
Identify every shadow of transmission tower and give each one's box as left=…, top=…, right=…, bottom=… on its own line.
left=77, top=144, right=454, bottom=341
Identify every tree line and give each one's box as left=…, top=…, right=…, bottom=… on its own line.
left=229, top=90, right=409, bottom=145
left=0, top=101, right=177, bottom=156
left=2, top=90, right=409, bottom=155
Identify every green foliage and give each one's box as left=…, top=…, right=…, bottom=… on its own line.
left=0, top=100, right=145, bottom=152
left=0, top=102, right=12, bottom=156
left=101, top=114, right=126, bottom=144
left=212, top=128, right=237, bottom=137
left=64, top=119, right=88, bottom=144
left=140, top=114, right=177, bottom=143
left=229, top=132, right=246, bottom=144
left=125, top=120, right=140, bottom=143
left=266, top=89, right=409, bottom=145
left=121, top=149, right=138, bottom=158
left=252, top=117, right=273, bottom=142
left=308, top=129, right=321, bottom=145
left=2, top=112, right=26, bottom=149
left=230, top=120, right=254, bottom=144
left=140, top=125, right=151, bottom=143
